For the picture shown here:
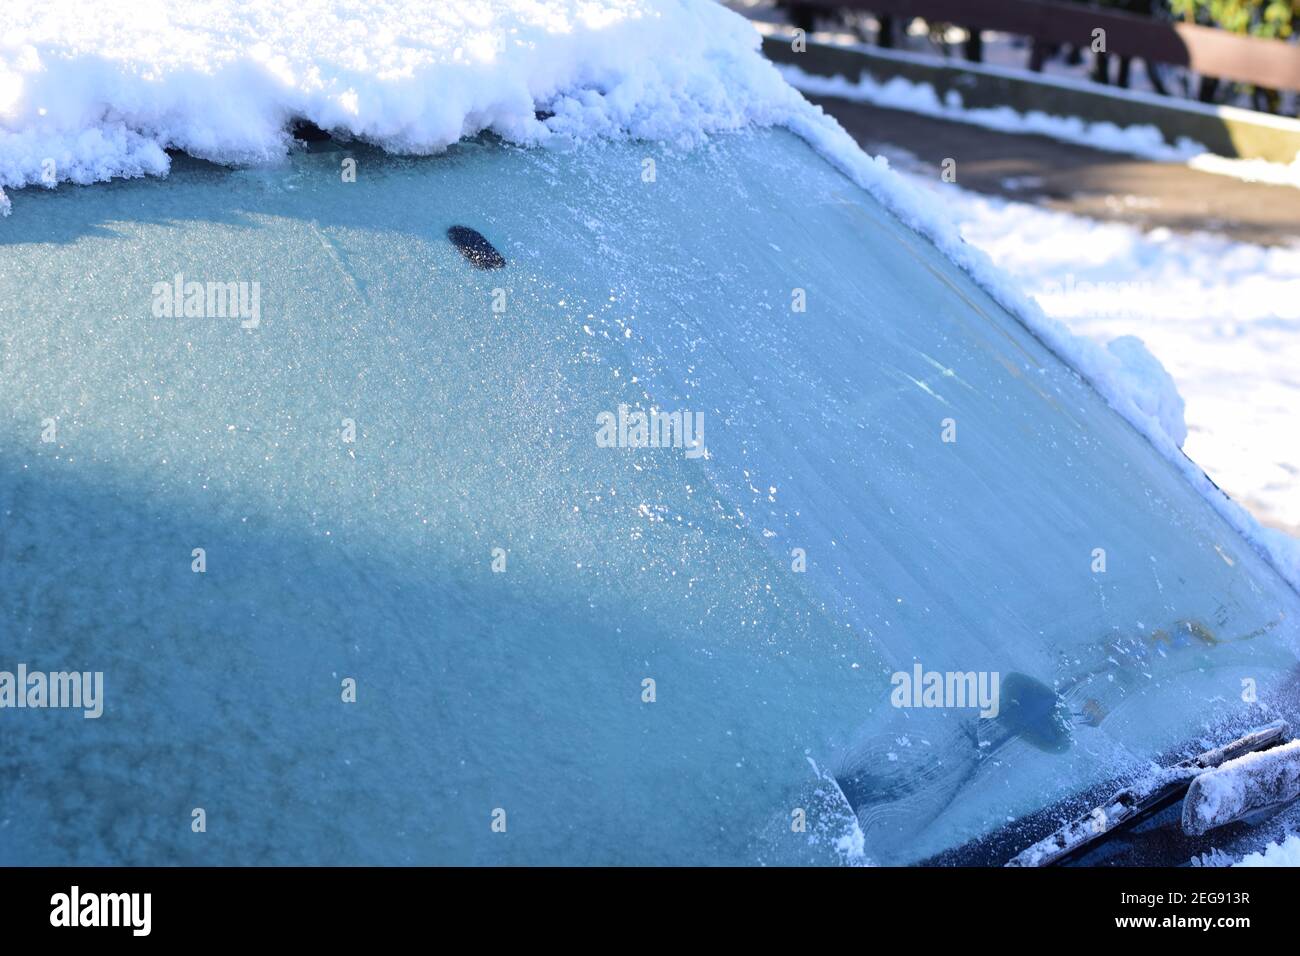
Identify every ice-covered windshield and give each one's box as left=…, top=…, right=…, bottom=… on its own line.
left=2, top=128, right=1298, bottom=865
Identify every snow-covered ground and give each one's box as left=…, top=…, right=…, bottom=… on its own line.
left=768, top=49, right=1300, bottom=195
left=1235, top=833, right=1300, bottom=866
left=777, top=62, right=1300, bottom=191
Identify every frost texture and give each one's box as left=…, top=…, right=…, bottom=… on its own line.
left=2, top=0, right=1297, bottom=592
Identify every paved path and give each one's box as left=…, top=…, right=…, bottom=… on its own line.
left=807, top=93, right=1300, bottom=247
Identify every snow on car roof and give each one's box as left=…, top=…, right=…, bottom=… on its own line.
left=0, top=0, right=804, bottom=192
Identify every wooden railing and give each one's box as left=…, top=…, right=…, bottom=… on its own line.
left=788, top=0, right=1300, bottom=92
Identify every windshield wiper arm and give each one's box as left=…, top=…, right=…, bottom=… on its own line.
left=1006, top=720, right=1291, bottom=867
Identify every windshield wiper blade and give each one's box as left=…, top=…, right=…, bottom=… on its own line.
left=1006, top=720, right=1290, bottom=867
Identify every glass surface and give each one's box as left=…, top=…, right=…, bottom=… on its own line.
left=2, top=128, right=1298, bottom=864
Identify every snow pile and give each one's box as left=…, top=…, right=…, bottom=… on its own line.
left=776, top=65, right=1202, bottom=164
left=0, top=0, right=805, bottom=198
left=1190, top=151, right=1300, bottom=189
left=1234, top=832, right=1300, bottom=866
left=1105, top=336, right=1188, bottom=450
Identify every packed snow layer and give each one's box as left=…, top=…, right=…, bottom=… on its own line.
left=0, top=0, right=806, bottom=194
left=2, top=0, right=1297, bottom=596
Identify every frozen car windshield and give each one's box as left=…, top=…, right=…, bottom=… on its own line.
left=2, top=128, right=1299, bottom=865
